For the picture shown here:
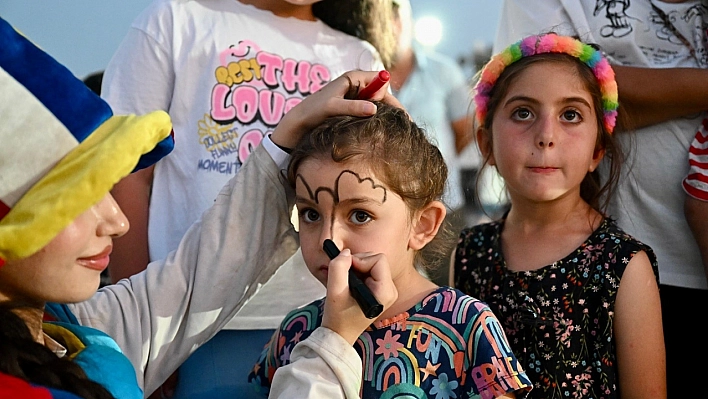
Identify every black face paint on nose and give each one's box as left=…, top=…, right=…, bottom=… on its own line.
left=322, top=238, right=383, bottom=319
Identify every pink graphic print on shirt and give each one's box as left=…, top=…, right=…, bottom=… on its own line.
left=198, top=40, right=331, bottom=174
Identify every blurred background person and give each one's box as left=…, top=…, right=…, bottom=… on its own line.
left=388, top=0, right=478, bottom=284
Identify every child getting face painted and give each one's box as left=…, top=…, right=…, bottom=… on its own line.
left=250, top=98, right=533, bottom=398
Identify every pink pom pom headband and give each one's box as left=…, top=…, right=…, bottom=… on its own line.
left=474, top=34, right=619, bottom=134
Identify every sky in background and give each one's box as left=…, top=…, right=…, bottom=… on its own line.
left=0, top=1, right=502, bottom=79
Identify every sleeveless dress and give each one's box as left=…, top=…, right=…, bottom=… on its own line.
left=453, top=218, right=658, bottom=399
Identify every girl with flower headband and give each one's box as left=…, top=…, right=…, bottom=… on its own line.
left=0, top=15, right=401, bottom=399
left=451, top=34, right=667, bottom=398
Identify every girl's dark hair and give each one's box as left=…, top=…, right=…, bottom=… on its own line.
left=287, top=102, right=456, bottom=273
left=0, top=306, right=114, bottom=399
left=476, top=53, right=623, bottom=215
left=314, top=0, right=396, bottom=69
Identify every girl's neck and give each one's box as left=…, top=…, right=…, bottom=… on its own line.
left=376, top=267, right=437, bottom=322
left=501, top=196, right=603, bottom=272
left=238, top=0, right=316, bottom=21
left=505, top=190, right=598, bottom=231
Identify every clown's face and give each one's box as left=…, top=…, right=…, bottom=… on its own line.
left=0, top=194, right=128, bottom=306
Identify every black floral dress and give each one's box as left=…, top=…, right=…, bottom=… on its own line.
left=453, top=217, right=658, bottom=399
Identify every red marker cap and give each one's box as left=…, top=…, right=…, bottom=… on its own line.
left=356, top=70, right=390, bottom=100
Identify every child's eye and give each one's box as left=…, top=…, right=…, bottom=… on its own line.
left=350, top=210, right=373, bottom=225
left=512, top=107, right=533, bottom=120
left=562, top=109, right=582, bottom=122
left=299, top=208, right=320, bottom=223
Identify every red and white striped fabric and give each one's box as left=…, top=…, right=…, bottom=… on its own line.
left=683, top=117, right=708, bottom=201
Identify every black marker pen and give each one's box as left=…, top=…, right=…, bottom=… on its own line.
left=323, top=239, right=384, bottom=319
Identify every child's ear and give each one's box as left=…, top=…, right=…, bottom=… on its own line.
left=590, top=146, right=605, bottom=172
left=476, top=126, right=495, bottom=166
left=409, top=201, right=446, bottom=250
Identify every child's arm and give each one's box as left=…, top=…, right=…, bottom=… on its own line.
left=614, top=250, right=667, bottom=398
left=685, top=196, right=708, bottom=282
left=612, top=66, right=708, bottom=131
left=683, top=118, right=708, bottom=283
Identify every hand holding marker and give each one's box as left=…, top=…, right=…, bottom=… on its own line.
left=356, top=70, right=390, bottom=100
left=319, top=71, right=388, bottom=320
left=323, top=239, right=384, bottom=319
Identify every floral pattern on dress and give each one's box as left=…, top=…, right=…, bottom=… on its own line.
left=453, top=218, right=658, bottom=399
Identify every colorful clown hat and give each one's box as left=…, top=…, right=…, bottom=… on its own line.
left=0, top=16, right=174, bottom=265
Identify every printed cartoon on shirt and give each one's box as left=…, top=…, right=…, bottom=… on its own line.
left=646, top=2, right=707, bottom=65
left=593, top=0, right=638, bottom=38
left=647, top=2, right=707, bottom=65
left=593, top=0, right=707, bottom=66
left=197, top=40, right=331, bottom=175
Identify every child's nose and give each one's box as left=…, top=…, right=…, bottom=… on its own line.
left=321, top=220, right=346, bottom=253
left=534, top=115, right=557, bottom=149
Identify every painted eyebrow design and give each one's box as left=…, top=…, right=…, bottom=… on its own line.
left=295, top=169, right=387, bottom=205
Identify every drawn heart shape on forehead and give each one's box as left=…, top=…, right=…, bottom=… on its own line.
left=296, top=169, right=388, bottom=205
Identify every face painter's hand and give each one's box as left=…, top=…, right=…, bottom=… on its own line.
left=270, top=70, right=404, bottom=150
left=321, top=249, right=398, bottom=345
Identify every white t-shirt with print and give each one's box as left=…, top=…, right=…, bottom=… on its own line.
left=102, top=0, right=383, bottom=326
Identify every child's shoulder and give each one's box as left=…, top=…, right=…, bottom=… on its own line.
left=417, top=286, right=496, bottom=323
left=596, top=217, right=658, bottom=268
left=458, top=220, right=503, bottom=249
left=597, top=218, right=656, bottom=254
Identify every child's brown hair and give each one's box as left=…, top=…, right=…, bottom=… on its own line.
left=287, top=102, right=456, bottom=274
